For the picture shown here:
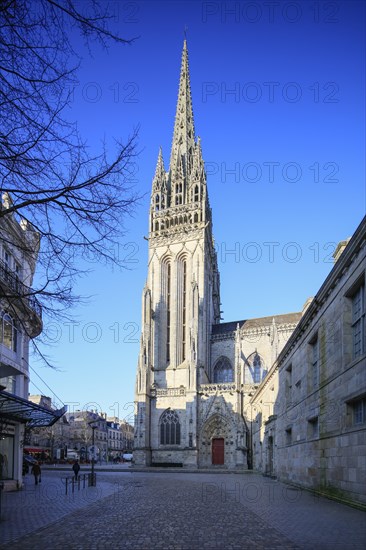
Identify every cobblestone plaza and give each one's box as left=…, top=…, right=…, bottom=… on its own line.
left=1, top=469, right=365, bottom=549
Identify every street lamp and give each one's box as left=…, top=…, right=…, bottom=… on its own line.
left=88, top=421, right=98, bottom=487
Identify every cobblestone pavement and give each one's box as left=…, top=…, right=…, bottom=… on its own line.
left=0, top=469, right=119, bottom=545
left=1, top=471, right=365, bottom=549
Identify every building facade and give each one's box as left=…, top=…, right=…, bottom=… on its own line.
left=134, top=42, right=300, bottom=469
left=250, top=218, right=366, bottom=504
left=0, top=194, right=65, bottom=490
left=107, top=417, right=133, bottom=459
left=66, top=411, right=108, bottom=462
left=65, top=411, right=134, bottom=462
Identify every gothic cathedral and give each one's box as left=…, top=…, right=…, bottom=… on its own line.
left=134, top=41, right=300, bottom=469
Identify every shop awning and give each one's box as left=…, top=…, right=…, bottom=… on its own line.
left=24, top=447, right=51, bottom=453
left=0, top=390, right=67, bottom=428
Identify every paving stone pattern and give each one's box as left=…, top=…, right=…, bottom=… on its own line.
left=1, top=471, right=365, bottom=549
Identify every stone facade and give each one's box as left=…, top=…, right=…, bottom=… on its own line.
left=0, top=194, right=42, bottom=489
left=134, top=41, right=300, bottom=470
left=250, top=217, right=366, bottom=504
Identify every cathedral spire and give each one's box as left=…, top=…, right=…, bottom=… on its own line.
left=152, top=147, right=166, bottom=191
left=169, top=40, right=195, bottom=179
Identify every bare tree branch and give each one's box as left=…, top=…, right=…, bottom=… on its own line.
left=0, top=0, right=141, bottom=364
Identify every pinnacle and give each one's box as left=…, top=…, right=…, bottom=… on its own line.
left=152, top=147, right=166, bottom=190
left=155, top=147, right=164, bottom=176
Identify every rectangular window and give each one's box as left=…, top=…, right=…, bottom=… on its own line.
left=353, top=398, right=366, bottom=426
left=15, top=262, right=21, bottom=279
left=352, top=285, right=365, bottom=359
left=285, top=364, right=292, bottom=404
left=285, top=427, right=292, bottom=445
left=308, top=416, right=319, bottom=439
left=0, top=376, right=16, bottom=393
left=0, top=434, right=15, bottom=480
left=3, top=250, right=11, bottom=269
left=310, top=335, right=319, bottom=388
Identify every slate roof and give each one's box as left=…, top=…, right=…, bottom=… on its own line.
left=211, top=312, right=302, bottom=336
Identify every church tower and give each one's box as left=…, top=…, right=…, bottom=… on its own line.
left=134, top=41, right=221, bottom=467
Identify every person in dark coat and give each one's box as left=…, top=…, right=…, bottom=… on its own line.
left=72, top=460, right=80, bottom=480
left=31, top=462, right=41, bottom=485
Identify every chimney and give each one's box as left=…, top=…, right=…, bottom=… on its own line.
left=333, top=239, right=350, bottom=263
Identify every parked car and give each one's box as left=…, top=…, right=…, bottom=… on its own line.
left=122, top=453, right=133, bottom=462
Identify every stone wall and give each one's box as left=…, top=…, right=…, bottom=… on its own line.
left=250, top=217, right=366, bottom=505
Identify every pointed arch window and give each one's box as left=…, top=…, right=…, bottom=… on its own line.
left=176, top=257, right=188, bottom=364
left=213, top=357, right=233, bottom=383
left=253, top=354, right=261, bottom=383
left=247, top=352, right=266, bottom=384
left=182, top=260, right=187, bottom=360
left=160, top=409, right=181, bottom=445
left=155, top=194, right=160, bottom=211
left=166, top=263, right=171, bottom=363
left=161, top=259, right=172, bottom=365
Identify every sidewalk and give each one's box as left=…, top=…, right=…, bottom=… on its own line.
left=0, top=470, right=120, bottom=546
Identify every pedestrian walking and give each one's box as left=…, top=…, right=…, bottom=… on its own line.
left=31, top=462, right=41, bottom=485
left=72, top=459, right=80, bottom=480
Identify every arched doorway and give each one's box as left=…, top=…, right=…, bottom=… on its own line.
left=199, top=412, right=230, bottom=468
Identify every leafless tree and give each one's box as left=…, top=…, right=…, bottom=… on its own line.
left=0, top=0, right=140, bottom=325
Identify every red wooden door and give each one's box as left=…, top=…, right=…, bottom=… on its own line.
left=212, top=438, right=225, bottom=465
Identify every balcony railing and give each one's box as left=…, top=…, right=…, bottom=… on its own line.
left=199, top=383, right=236, bottom=394
left=0, top=259, right=42, bottom=319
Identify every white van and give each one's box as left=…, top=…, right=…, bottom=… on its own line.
left=67, top=451, right=80, bottom=460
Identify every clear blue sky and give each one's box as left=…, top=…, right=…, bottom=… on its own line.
left=31, top=0, right=365, bottom=423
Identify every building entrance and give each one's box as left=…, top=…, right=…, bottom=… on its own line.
left=212, top=438, right=224, bottom=465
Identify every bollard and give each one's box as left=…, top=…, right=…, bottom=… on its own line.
left=64, top=474, right=95, bottom=494
left=88, top=472, right=96, bottom=487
